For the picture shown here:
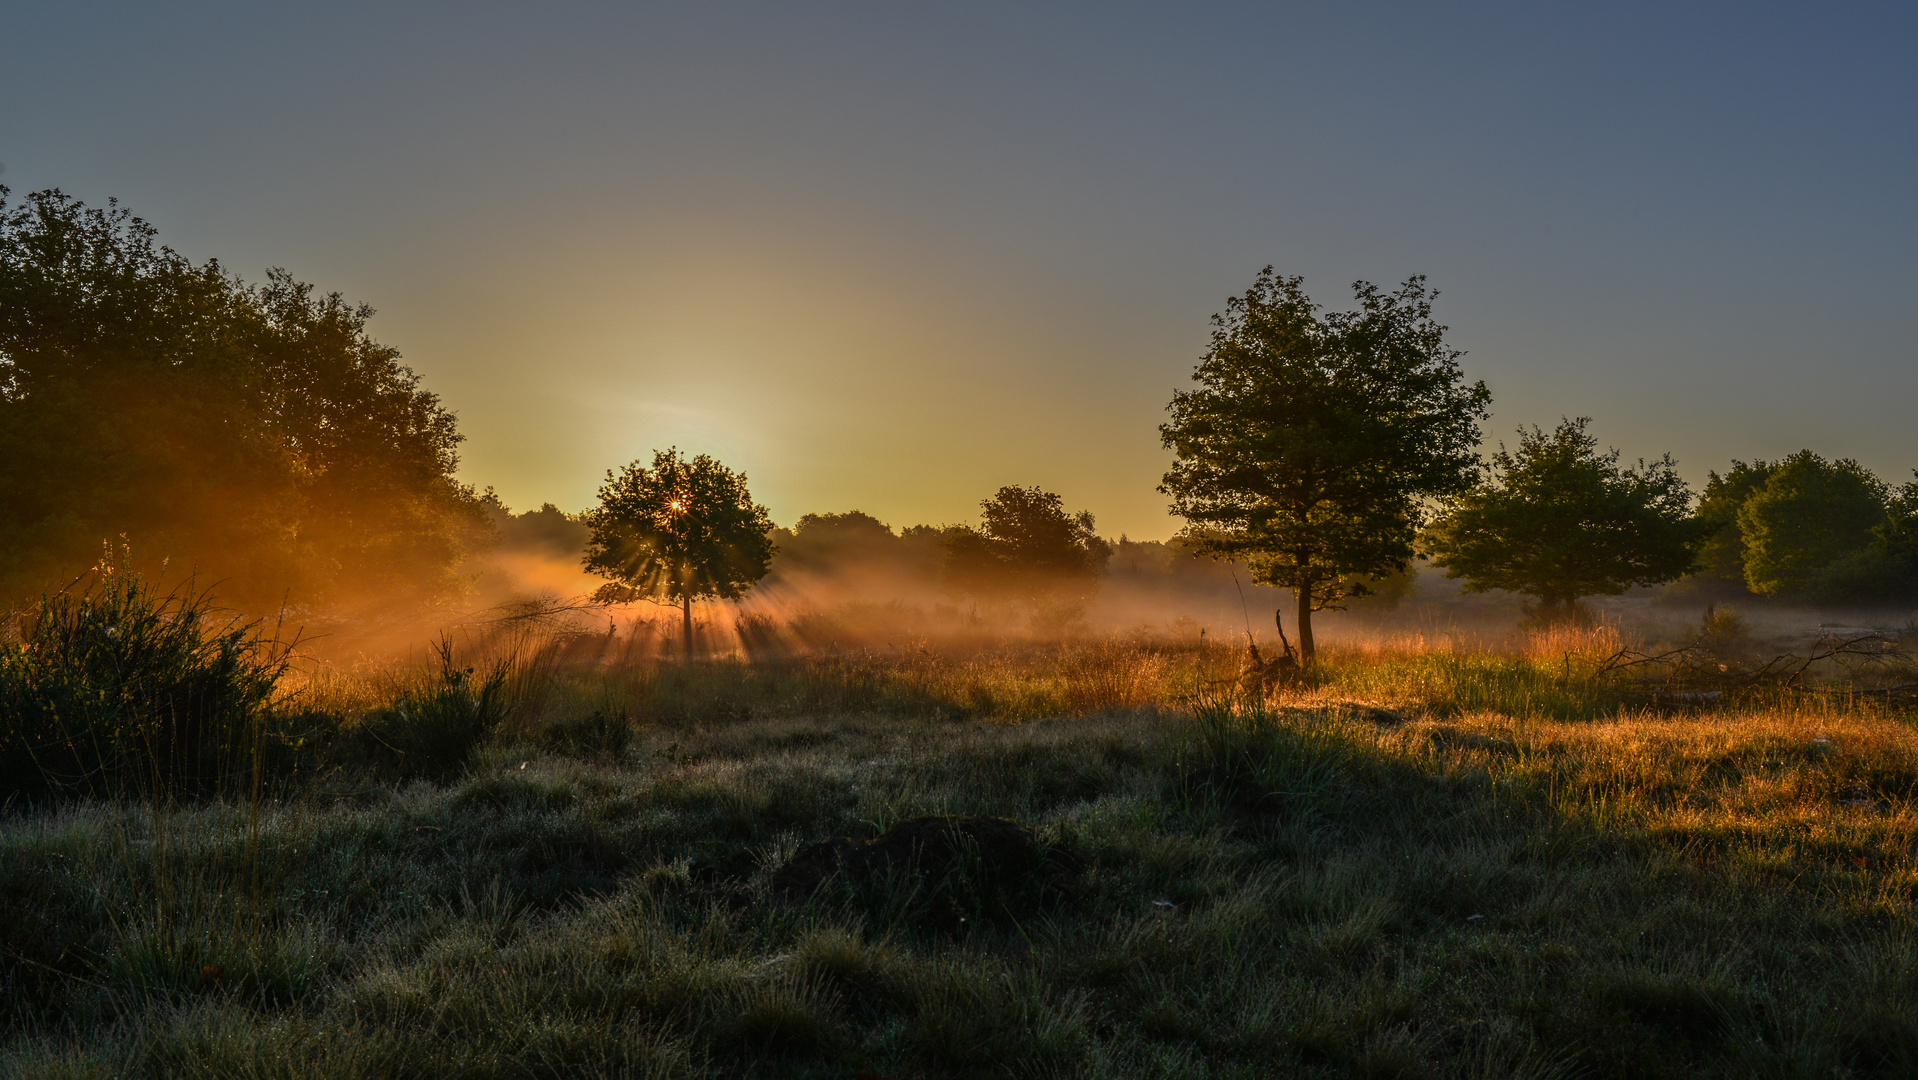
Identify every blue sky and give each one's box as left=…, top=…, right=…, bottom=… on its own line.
left=4, top=2, right=1913, bottom=537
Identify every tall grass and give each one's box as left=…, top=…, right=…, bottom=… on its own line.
left=6, top=615, right=1918, bottom=1077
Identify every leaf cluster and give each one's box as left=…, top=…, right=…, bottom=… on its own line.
left=1676, top=452, right=1918, bottom=604
left=1685, top=460, right=1777, bottom=593
left=1736, top=451, right=1905, bottom=600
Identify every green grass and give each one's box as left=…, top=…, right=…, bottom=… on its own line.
left=5, top=630, right=1918, bottom=1077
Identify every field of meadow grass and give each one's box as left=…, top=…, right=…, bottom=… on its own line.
left=5, top=591, right=1918, bottom=1078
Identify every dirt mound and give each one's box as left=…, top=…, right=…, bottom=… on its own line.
left=771, top=815, right=1081, bottom=928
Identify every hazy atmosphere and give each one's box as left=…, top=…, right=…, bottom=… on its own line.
left=9, top=6, right=1918, bottom=1079
left=5, top=2, right=1913, bottom=535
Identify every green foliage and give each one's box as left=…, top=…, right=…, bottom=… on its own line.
left=1799, top=545, right=1918, bottom=605
left=1878, top=474, right=1918, bottom=575
left=1737, top=451, right=1891, bottom=599
left=0, top=188, right=492, bottom=613
left=0, top=562, right=289, bottom=801
left=940, top=486, right=1110, bottom=621
left=1159, top=268, right=1489, bottom=659
left=1684, top=459, right=1777, bottom=596
left=583, top=448, right=776, bottom=613
left=1425, top=417, right=1711, bottom=615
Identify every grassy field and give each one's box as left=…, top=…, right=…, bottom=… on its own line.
left=5, top=624, right=1918, bottom=1078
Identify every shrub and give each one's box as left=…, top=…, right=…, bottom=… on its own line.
left=355, top=639, right=510, bottom=780
left=1699, top=603, right=1748, bottom=645
left=0, top=565, right=290, bottom=802
left=1802, top=545, right=1918, bottom=606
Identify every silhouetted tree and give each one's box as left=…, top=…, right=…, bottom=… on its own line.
left=491, top=501, right=593, bottom=558
left=941, top=486, right=1111, bottom=622
left=583, top=449, right=776, bottom=656
left=1424, top=418, right=1710, bottom=619
left=1160, top=269, right=1489, bottom=662
left=777, top=511, right=899, bottom=573
left=0, top=187, right=489, bottom=612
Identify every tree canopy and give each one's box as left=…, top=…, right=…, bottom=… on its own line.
left=1737, top=451, right=1897, bottom=600
left=0, top=187, right=489, bottom=613
left=582, top=449, right=776, bottom=654
left=1878, top=476, right=1918, bottom=580
left=1159, top=269, right=1488, bottom=660
left=1424, top=418, right=1711, bottom=615
left=1679, top=459, right=1778, bottom=597
left=780, top=512, right=899, bottom=573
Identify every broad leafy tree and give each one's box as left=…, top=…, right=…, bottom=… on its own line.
left=1737, top=451, right=1892, bottom=599
left=1160, top=269, right=1489, bottom=661
left=1424, top=418, right=1711, bottom=617
left=583, top=449, right=776, bottom=656
left=0, top=188, right=489, bottom=613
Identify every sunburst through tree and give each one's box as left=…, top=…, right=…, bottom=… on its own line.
left=582, top=448, right=776, bottom=657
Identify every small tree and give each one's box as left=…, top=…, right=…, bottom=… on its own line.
left=583, top=449, right=776, bottom=656
left=941, top=486, right=1111, bottom=622
left=1160, top=269, right=1489, bottom=662
left=1424, top=418, right=1711, bottom=619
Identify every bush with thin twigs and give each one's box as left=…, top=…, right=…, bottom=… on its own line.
left=0, top=564, right=292, bottom=802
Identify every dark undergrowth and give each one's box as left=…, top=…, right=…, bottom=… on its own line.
left=6, top=672, right=1918, bottom=1078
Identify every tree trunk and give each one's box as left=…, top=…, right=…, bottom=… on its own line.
left=682, top=595, right=693, bottom=660
left=1296, top=583, right=1316, bottom=665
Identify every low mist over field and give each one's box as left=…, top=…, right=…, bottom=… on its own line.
left=5, top=6, right=1918, bottom=1078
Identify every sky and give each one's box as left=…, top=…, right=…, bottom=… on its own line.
left=3, top=2, right=1914, bottom=540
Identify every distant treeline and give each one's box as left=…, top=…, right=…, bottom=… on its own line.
left=1679, top=452, right=1918, bottom=605
left=490, top=498, right=1413, bottom=618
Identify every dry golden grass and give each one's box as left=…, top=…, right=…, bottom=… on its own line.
left=6, top=626, right=1918, bottom=1078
